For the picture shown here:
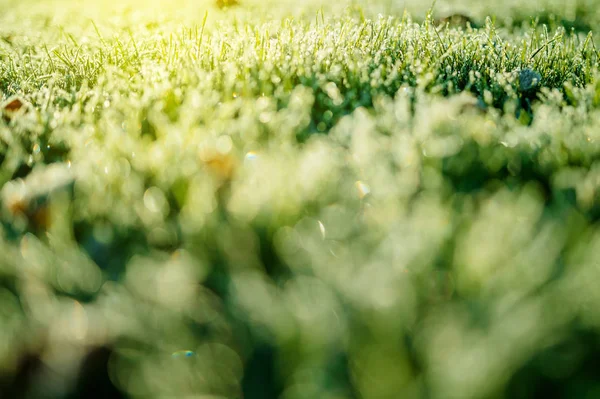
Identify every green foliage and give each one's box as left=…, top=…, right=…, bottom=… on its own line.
left=2, top=1, right=600, bottom=398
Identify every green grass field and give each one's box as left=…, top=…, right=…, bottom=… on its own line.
left=2, top=0, right=600, bottom=398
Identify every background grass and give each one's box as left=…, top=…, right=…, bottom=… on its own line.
left=2, top=1, right=600, bottom=398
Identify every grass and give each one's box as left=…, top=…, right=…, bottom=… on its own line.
left=2, top=1, right=600, bottom=398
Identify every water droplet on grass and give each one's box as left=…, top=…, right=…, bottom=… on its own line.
left=245, top=151, right=258, bottom=161
left=355, top=181, right=371, bottom=199
left=172, top=350, right=195, bottom=358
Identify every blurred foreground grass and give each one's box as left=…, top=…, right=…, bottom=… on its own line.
left=3, top=0, right=600, bottom=398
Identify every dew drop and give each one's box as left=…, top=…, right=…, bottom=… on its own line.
left=172, top=350, right=195, bottom=358
left=355, top=181, right=371, bottom=199
left=245, top=151, right=258, bottom=161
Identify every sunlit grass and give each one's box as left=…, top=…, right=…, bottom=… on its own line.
left=2, top=1, right=600, bottom=398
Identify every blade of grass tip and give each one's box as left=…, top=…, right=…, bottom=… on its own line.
left=127, top=29, right=141, bottom=67
left=287, top=17, right=295, bottom=41
left=220, top=40, right=231, bottom=62
left=589, top=33, right=600, bottom=60
left=170, top=33, right=173, bottom=65
left=196, top=11, right=208, bottom=62
left=261, top=30, right=267, bottom=60
left=43, top=44, right=56, bottom=73
left=433, top=21, right=447, bottom=53
left=233, top=16, right=240, bottom=35
left=67, top=33, right=79, bottom=48
left=520, top=38, right=528, bottom=63
left=91, top=20, right=107, bottom=47
left=484, top=18, right=501, bottom=58
left=428, top=0, right=438, bottom=16
left=529, top=24, right=536, bottom=57
left=53, top=47, right=73, bottom=70
left=71, top=45, right=82, bottom=70
left=530, top=34, right=562, bottom=61
left=354, top=22, right=368, bottom=48
left=335, top=21, right=347, bottom=53
left=114, top=37, right=125, bottom=62
left=372, top=21, right=386, bottom=48
left=581, top=31, right=591, bottom=57
left=437, top=41, right=459, bottom=64
left=44, top=82, right=54, bottom=112
left=426, top=0, right=438, bottom=28
left=485, top=36, right=501, bottom=58
left=358, top=6, right=365, bottom=23
left=26, top=47, right=38, bottom=81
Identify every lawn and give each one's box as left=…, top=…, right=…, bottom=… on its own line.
left=2, top=0, right=600, bottom=398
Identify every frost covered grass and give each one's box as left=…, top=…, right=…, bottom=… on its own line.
left=2, top=1, right=600, bottom=398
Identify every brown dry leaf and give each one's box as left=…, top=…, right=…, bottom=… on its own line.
left=2, top=97, right=29, bottom=121
left=3, top=97, right=25, bottom=112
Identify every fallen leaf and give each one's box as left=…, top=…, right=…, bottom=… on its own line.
left=2, top=97, right=28, bottom=121
left=4, top=97, right=24, bottom=112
